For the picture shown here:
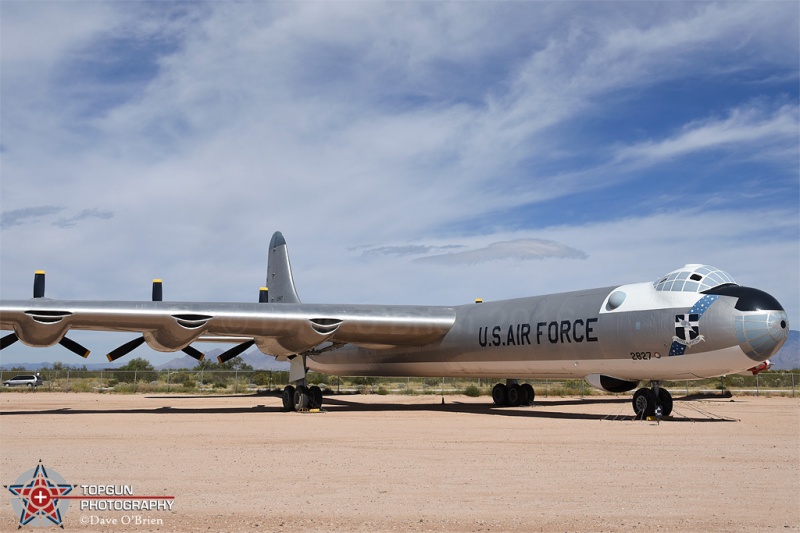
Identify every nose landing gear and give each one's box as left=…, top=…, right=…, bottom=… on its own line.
left=632, top=382, right=673, bottom=418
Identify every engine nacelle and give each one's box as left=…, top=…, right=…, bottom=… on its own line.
left=12, top=311, right=73, bottom=348
left=585, top=374, right=639, bottom=393
left=141, top=314, right=212, bottom=352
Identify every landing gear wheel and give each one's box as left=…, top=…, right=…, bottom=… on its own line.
left=309, top=385, right=323, bottom=408
left=282, top=385, right=296, bottom=411
left=657, top=388, right=673, bottom=417
left=507, top=384, right=523, bottom=406
left=492, top=383, right=508, bottom=406
left=294, top=385, right=310, bottom=411
left=520, top=383, right=535, bottom=406
left=632, top=388, right=657, bottom=418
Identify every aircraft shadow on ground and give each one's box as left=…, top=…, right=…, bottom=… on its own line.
left=0, top=394, right=734, bottom=422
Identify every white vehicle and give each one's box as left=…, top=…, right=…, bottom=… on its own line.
left=2, top=374, right=43, bottom=388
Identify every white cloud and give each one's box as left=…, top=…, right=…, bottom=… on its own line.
left=614, top=103, right=799, bottom=166
left=415, top=239, right=587, bottom=265
left=0, top=2, right=797, bottom=364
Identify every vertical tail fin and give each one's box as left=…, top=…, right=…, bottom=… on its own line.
left=266, top=231, right=301, bottom=303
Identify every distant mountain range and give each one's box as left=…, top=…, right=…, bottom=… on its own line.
left=2, top=331, right=798, bottom=371
left=770, top=329, right=799, bottom=370
left=154, top=349, right=289, bottom=371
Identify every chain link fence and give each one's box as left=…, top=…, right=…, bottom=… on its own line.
left=0, top=369, right=797, bottom=397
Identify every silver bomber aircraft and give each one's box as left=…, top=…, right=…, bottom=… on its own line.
left=0, top=232, right=790, bottom=417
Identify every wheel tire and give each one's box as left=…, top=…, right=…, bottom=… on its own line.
left=632, top=388, right=657, bottom=418
left=657, top=388, right=673, bottom=417
left=282, top=385, right=295, bottom=411
left=309, top=386, right=323, bottom=408
left=507, top=384, right=522, bottom=406
left=521, top=383, right=535, bottom=406
left=294, top=386, right=309, bottom=411
left=492, top=383, right=508, bottom=406
left=26, top=383, right=33, bottom=389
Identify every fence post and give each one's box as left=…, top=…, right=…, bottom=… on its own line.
left=167, top=369, right=171, bottom=393
left=66, top=369, right=70, bottom=393
left=234, top=369, right=238, bottom=394
left=756, top=373, right=759, bottom=397
left=133, top=370, right=137, bottom=394
left=545, top=379, right=549, bottom=398
left=792, top=373, right=795, bottom=398
left=200, top=369, right=204, bottom=388
left=581, top=380, right=584, bottom=399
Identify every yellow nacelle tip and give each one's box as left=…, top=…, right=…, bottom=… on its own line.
left=153, top=279, right=163, bottom=283
left=475, top=298, right=483, bottom=304
left=35, top=270, right=46, bottom=275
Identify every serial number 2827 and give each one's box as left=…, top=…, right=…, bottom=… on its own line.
left=630, top=352, right=659, bottom=360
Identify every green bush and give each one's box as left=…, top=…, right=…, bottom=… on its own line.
left=251, top=371, right=271, bottom=386
left=424, top=377, right=441, bottom=387
left=464, top=384, right=481, bottom=397
left=69, top=381, right=93, bottom=393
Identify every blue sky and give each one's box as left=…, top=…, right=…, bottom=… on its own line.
left=1, top=1, right=798, bottom=365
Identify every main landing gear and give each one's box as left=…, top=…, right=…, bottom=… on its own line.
left=282, top=384, right=323, bottom=411
left=492, top=380, right=535, bottom=407
left=632, top=382, right=673, bottom=418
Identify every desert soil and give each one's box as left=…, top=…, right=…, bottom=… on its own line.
left=0, top=392, right=798, bottom=532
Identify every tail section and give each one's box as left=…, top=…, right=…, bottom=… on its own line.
left=266, top=232, right=301, bottom=303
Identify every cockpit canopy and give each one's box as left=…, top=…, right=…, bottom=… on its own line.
left=653, top=264, right=737, bottom=293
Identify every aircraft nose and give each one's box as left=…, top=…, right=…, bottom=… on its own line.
left=705, top=285, right=789, bottom=361
left=735, top=309, right=789, bottom=362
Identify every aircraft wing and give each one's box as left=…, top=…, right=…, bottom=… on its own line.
left=0, top=299, right=457, bottom=361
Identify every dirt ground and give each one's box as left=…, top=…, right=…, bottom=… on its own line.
left=0, top=392, right=797, bottom=532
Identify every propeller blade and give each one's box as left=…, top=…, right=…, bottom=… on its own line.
left=152, top=279, right=163, bottom=302
left=107, top=336, right=146, bottom=362
left=217, top=340, right=255, bottom=364
left=33, top=270, right=45, bottom=298
left=181, top=345, right=205, bottom=362
left=1, top=333, right=19, bottom=350
left=59, top=337, right=91, bottom=358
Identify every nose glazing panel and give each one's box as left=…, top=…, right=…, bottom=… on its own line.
left=735, top=311, right=789, bottom=361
